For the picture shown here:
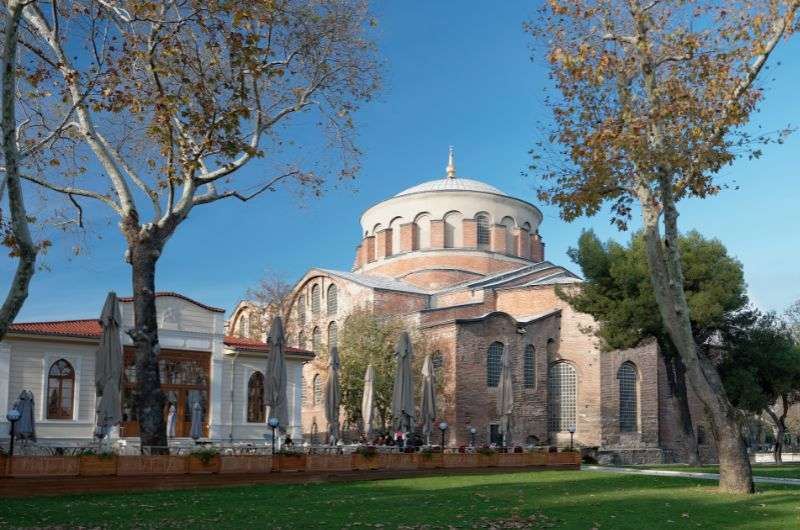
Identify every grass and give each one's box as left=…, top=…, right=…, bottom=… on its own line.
left=627, top=464, right=800, bottom=480
left=0, top=470, right=799, bottom=529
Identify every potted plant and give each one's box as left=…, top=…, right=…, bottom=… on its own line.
left=79, top=449, right=118, bottom=476
left=189, top=448, right=221, bottom=474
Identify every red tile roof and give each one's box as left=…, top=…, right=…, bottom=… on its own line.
left=223, top=335, right=313, bottom=355
left=8, top=319, right=102, bottom=338
left=117, top=292, right=225, bottom=313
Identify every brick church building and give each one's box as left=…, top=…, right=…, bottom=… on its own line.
left=227, top=149, right=712, bottom=463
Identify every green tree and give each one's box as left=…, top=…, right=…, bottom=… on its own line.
left=719, top=313, right=800, bottom=464
left=528, top=0, right=799, bottom=493
left=339, top=309, right=402, bottom=431
left=560, top=230, right=749, bottom=464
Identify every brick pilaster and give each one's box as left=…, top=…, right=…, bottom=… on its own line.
left=462, top=219, right=477, bottom=248
left=430, top=220, right=445, bottom=249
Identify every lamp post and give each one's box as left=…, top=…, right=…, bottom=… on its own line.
left=438, top=421, right=448, bottom=450
left=268, top=417, right=280, bottom=454
left=6, top=409, right=20, bottom=457
left=567, top=425, right=576, bottom=451
left=469, top=427, right=477, bottom=447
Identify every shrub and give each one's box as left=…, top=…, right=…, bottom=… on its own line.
left=355, top=445, right=378, bottom=459
left=477, top=446, right=496, bottom=456
left=191, top=448, right=220, bottom=464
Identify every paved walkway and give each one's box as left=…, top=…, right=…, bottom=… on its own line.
left=583, top=465, right=800, bottom=486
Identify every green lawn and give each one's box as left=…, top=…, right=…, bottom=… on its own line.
left=1, top=471, right=799, bottom=529
left=628, top=464, right=800, bottom=480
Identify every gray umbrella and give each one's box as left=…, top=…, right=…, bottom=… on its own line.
left=391, top=332, right=415, bottom=433
left=361, top=364, right=376, bottom=440
left=13, top=390, right=36, bottom=441
left=325, top=346, right=341, bottom=443
left=94, top=291, right=123, bottom=439
left=166, top=403, right=177, bottom=438
left=190, top=401, right=203, bottom=441
left=265, top=317, right=289, bottom=433
left=497, top=348, right=514, bottom=447
left=420, top=354, right=437, bottom=445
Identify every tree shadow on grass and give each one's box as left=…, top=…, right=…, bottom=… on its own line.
left=1, top=471, right=799, bottom=529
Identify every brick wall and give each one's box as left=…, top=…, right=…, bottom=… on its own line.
left=430, top=220, right=445, bottom=249
left=400, top=223, right=414, bottom=253
left=364, top=236, right=376, bottom=263
left=531, top=233, right=544, bottom=262
left=491, top=225, right=507, bottom=254
left=376, top=229, right=392, bottom=260
left=399, top=269, right=481, bottom=290
left=463, top=219, right=477, bottom=248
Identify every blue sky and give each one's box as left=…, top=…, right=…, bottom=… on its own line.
left=6, top=1, right=800, bottom=322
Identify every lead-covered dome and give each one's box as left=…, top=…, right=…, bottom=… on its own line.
left=395, top=178, right=507, bottom=197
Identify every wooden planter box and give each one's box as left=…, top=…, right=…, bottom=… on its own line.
left=442, top=453, right=479, bottom=468
left=117, top=456, right=188, bottom=476
left=306, top=454, right=352, bottom=472
left=8, top=456, right=79, bottom=477
left=351, top=453, right=381, bottom=470
left=497, top=453, right=528, bottom=467
left=415, top=453, right=443, bottom=469
left=548, top=452, right=581, bottom=466
left=379, top=453, right=417, bottom=470
left=79, top=455, right=118, bottom=476
left=477, top=453, right=499, bottom=467
left=274, top=453, right=307, bottom=472
left=220, top=455, right=272, bottom=474
left=188, top=455, right=221, bottom=474
left=0, top=455, right=6, bottom=477
left=524, top=452, right=548, bottom=466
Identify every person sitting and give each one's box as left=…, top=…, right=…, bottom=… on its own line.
left=284, top=434, right=294, bottom=447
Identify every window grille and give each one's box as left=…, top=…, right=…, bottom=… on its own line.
left=524, top=345, right=535, bottom=388
left=618, top=362, right=638, bottom=432
left=328, top=321, right=338, bottom=347
left=486, top=342, right=504, bottom=387
left=312, top=327, right=321, bottom=352
left=311, top=284, right=320, bottom=314
left=548, top=362, right=576, bottom=431
left=327, top=284, right=338, bottom=315
left=312, top=374, right=322, bottom=406
left=297, top=295, right=306, bottom=326
left=477, top=214, right=491, bottom=247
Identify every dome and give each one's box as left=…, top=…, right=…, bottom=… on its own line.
left=395, top=178, right=507, bottom=197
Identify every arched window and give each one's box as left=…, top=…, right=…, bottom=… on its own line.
left=618, top=362, right=638, bottom=432
left=524, top=345, right=535, bottom=388
left=297, top=295, right=306, bottom=326
left=443, top=211, right=463, bottom=248
left=548, top=362, right=576, bottom=432
left=328, top=321, right=338, bottom=347
left=47, top=359, right=75, bottom=419
left=432, top=350, right=443, bottom=370
left=389, top=217, right=403, bottom=255
left=298, top=331, right=306, bottom=349
left=327, top=285, right=338, bottom=315
left=486, top=342, right=504, bottom=387
left=300, top=373, right=306, bottom=405
left=237, top=316, right=246, bottom=338
left=312, top=374, right=322, bottom=406
left=247, top=371, right=265, bottom=423
left=312, top=326, right=322, bottom=352
left=414, top=213, right=431, bottom=250
left=476, top=214, right=491, bottom=249
left=311, top=284, right=321, bottom=314
left=248, top=313, right=259, bottom=339
left=501, top=216, right=515, bottom=253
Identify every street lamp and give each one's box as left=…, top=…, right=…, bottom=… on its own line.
left=268, top=417, right=280, bottom=454
left=6, top=409, right=20, bottom=457
left=567, top=425, right=576, bottom=451
left=438, top=421, right=448, bottom=450
left=469, top=426, right=477, bottom=447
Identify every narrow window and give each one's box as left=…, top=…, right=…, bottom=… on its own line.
left=247, top=371, right=265, bottom=423
left=47, top=359, right=75, bottom=419
left=486, top=342, right=503, bottom=387
left=312, top=326, right=321, bottom=353
left=298, top=331, right=306, bottom=349
left=248, top=313, right=259, bottom=339
left=476, top=214, right=491, bottom=248
left=618, top=362, right=638, bottom=432
left=524, top=345, right=535, bottom=388
left=548, top=362, right=576, bottom=432
left=311, top=285, right=321, bottom=314
left=297, top=295, right=306, bottom=326
left=312, top=374, right=322, bottom=406
left=432, top=350, right=443, bottom=370
left=328, top=321, right=338, bottom=347
left=327, top=284, right=338, bottom=315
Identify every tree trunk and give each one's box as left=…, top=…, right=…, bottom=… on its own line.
left=639, top=182, right=753, bottom=494
left=766, top=399, right=789, bottom=465
left=0, top=0, right=38, bottom=342
left=661, top=340, right=700, bottom=465
left=128, top=237, right=166, bottom=454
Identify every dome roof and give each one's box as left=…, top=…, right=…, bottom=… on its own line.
left=395, top=178, right=507, bottom=198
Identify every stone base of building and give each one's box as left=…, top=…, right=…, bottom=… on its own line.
left=594, top=446, right=671, bottom=465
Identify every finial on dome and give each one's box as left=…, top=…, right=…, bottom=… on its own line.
left=446, top=146, right=456, bottom=179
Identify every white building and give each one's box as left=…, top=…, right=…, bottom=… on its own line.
left=0, top=292, right=311, bottom=446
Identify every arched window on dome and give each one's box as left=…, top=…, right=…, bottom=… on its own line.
left=501, top=216, right=515, bottom=254
left=414, top=213, right=431, bottom=250
left=476, top=213, right=491, bottom=249
left=327, top=284, right=338, bottom=315
left=548, top=362, right=577, bottom=432
left=247, top=371, right=265, bottom=423
left=311, top=284, right=321, bottom=314
left=443, top=211, right=463, bottom=248
left=372, top=223, right=383, bottom=258
left=618, top=362, right=639, bottom=433
left=486, top=342, right=504, bottom=387
left=389, top=217, right=403, bottom=255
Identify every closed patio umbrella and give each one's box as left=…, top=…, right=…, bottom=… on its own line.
left=264, top=317, right=289, bottom=433
left=14, top=390, right=36, bottom=441
left=166, top=403, right=177, bottom=438
left=94, top=291, right=123, bottom=439
left=325, top=346, right=341, bottom=443
left=361, top=364, right=376, bottom=441
left=391, top=332, right=415, bottom=433
left=497, top=348, right=514, bottom=447
left=190, top=401, right=203, bottom=441
left=420, top=354, right=437, bottom=445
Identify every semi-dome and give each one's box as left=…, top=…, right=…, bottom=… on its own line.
left=395, top=177, right=507, bottom=197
